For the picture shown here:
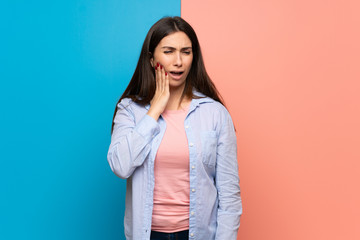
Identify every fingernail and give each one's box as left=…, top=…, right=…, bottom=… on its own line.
left=155, top=66, right=157, bottom=70
left=165, top=72, right=167, bottom=76
left=157, top=63, right=159, bottom=67
left=160, top=65, right=163, bottom=70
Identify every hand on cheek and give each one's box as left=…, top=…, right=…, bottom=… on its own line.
left=147, top=63, right=169, bottom=121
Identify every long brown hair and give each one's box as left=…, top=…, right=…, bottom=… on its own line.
left=111, top=17, right=224, bottom=133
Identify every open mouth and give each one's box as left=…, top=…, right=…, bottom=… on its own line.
left=170, top=71, right=184, bottom=76
left=168, top=71, right=184, bottom=80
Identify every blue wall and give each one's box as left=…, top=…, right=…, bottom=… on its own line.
left=1, top=1, right=180, bottom=239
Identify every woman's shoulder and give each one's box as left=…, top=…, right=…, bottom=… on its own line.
left=116, top=97, right=132, bottom=107
left=193, top=90, right=227, bottom=111
left=116, top=97, right=147, bottom=112
left=196, top=96, right=229, bottom=115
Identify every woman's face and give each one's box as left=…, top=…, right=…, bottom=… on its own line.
left=151, top=31, right=193, bottom=90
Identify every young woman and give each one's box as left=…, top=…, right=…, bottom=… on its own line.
left=107, top=17, right=242, bottom=240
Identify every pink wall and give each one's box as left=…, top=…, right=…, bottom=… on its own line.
left=182, top=1, right=360, bottom=239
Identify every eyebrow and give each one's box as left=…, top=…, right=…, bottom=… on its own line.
left=161, top=46, right=192, bottom=50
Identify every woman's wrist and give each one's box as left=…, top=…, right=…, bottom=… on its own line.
left=147, top=107, right=161, bottom=121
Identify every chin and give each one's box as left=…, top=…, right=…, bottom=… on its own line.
left=169, top=81, right=186, bottom=89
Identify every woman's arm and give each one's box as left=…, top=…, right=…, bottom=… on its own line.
left=107, top=100, right=160, bottom=179
left=215, top=108, right=243, bottom=239
left=107, top=64, right=169, bottom=179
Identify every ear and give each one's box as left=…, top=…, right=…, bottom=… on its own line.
left=149, top=52, right=154, bottom=67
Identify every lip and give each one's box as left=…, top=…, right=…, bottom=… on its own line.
left=168, top=71, right=184, bottom=80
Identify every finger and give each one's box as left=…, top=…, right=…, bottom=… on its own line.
left=157, top=64, right=163, bottom=93
left=160, top=64, right=166, bottom=91
left=165, top=71, right=169, bottom=92
left=155, top=63, right=160, bottom=92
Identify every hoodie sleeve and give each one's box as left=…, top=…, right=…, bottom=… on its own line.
left=107, top=99, right=160, bottom=179
left=215, top=105, right=242, bottom=239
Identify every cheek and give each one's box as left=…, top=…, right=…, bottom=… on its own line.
left=186, top=59, right=193, bottom=71
left=187, top=55, right=193, bottom=65
left=154, top=56, right=170, bottom=66
left=153, top=52, right=163, bottom=63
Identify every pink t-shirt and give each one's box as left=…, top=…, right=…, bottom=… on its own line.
left=151, top=106, right=190, bottom=232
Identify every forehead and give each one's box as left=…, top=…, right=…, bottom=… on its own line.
left=158, top=31, right=192, bottom=48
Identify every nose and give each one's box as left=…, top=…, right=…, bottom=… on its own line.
left=173, top=52, right=182, bottom=67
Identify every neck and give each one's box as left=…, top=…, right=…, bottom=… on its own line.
left=166, top=85, right=189, bottom=110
